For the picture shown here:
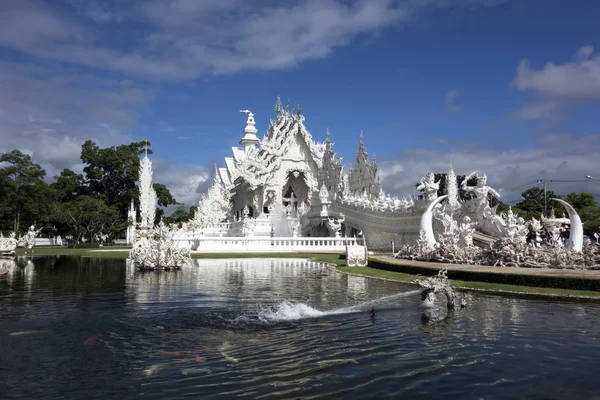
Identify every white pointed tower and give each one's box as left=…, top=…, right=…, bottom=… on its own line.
left=126, top=199, right=137, bottom=244
left=139, top=142, right=157, bottom=229
left=239, top=110, right=260, bottom=154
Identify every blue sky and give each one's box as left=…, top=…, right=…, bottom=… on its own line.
left=1, top=0, right=600, bottom=206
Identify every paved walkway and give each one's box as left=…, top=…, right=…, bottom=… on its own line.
left=372, top=255, right=600, bottom=280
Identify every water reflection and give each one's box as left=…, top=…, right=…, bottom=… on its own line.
left=1, top=256, right=600, bottom=400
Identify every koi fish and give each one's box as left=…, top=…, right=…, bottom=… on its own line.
left=83, top=335, right=99, bottom=346
left=159, top=350, right=187, bottom=357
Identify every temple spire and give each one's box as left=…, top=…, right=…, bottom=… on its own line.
left=239, top=109, right=260, bottom=153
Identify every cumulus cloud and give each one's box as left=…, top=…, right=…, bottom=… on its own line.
left=0, top=61, right=152, bottom=178
left=151, top=158, right=211, bottom=207
left=377, top=132, right=600, bottom=205
left=0, top=0, right=512, bottom=81
left=513, top=45, right=600, bottom=120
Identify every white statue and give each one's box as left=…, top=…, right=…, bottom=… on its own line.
left=326, top=214, right=345, bottom=237
left=462, top=172, right=499, bottom=212
left=0, top=232, right=18, bottom=256
left=346, top=242, right=368, bottom=266
left=458, top=216, right=475, bottom=248
left=23, top=226, right=41, bottom=254
left=413, top=269, right=460, bottom=309
left=417, top=172, right=440, bottom=203
left=129, top=220, right=192, bottom=270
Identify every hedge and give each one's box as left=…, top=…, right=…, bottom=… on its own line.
left=368, top=258, right=600, bottom=292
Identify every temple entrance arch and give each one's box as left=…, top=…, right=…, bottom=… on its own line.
left=282, top=170, right=310, bottom=218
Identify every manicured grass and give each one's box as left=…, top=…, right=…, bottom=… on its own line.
left=338, top=266, right=600, bottom=298
left=15, top=246, right=131, bottom=258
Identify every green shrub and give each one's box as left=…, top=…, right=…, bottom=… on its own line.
left=368, top=259, right=600, bottom=292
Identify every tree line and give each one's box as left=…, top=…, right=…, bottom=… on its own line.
left=418, top=173, right=600, bottom=234
left=0, top=141, right=196, bottom=243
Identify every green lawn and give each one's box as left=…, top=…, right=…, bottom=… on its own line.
left=15, top=247, right=600, bottom=299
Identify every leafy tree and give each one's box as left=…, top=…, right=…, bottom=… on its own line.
left=163, top=205, right=197, bottom=227
left=0, top=150, right=48, bottom=232
left=514, top=187, right=563, bottom=218
left=81, top=140, right=149, bottom=217
left=80, top=140, right=177, bottom=219
left=56, top=195, right=122, bottom=243
left=52, top=169, right=87, bottom=202
left=564, top=192, right=597, bottom=211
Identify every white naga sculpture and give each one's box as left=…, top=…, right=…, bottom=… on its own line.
left=129, top=220, right=192, bottom=270
left=413, top=269, right=463, bottom=309
left=0, top=232, right=18, bottom=256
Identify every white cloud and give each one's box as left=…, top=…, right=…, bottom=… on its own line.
left=513, top=46, right=600, bottom=120
left=377, top=132, right=600, bottom=205
left=0, top=0, right=512, bottom=81
left=0, top=61, right=153, bottom=178
left=444, top=89, right=460, bottom=112
left=151, top=158, right=211, bottom=206
left=513, top=48, right=600, bottom=99
left=514, top=101, right=558, bottom=121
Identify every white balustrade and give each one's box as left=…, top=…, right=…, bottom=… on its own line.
left=174, top=236, right=361, bottom=253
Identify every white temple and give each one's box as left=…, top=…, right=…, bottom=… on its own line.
left=127, top=97, right=593, bottom=267
left=188, top=97, right=427, bottom=250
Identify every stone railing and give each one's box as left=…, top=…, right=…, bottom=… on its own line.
left=178, top=236, right=362, bottom=253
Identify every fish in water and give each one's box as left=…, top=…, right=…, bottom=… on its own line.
left=144, top=363, right=169, bottom=376
left=83, top=335, right=99, bottom=346
left=159, top=350, right=188, bottom=357
left=9, top=330, right=47, bottom=336
left=219, top=342, right=239, bottom=363
left=195, top=355, right=206, bottom=363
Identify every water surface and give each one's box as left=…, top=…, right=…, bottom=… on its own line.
left=1, top=256, right=599, bottom=399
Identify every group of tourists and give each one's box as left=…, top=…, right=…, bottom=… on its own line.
left=526, top=225, right=600, bottom=247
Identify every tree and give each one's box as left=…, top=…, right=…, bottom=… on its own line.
left=81, top=140, right=148, bottom=217
left=564, top=192, right=597, bottom=211
left=56, top=195, right=122, bottom=243
left=0, top=150, right=47, bottom=232
left=52, top=169, right=87, bottom=202
left=80, top=140, right=177, bottom=220
left=514, top=187, right=564, bottom=218
left=163, top=205, right=196, bottom=227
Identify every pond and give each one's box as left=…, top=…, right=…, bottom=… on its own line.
left=1, top=256, right=599, bottom=399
